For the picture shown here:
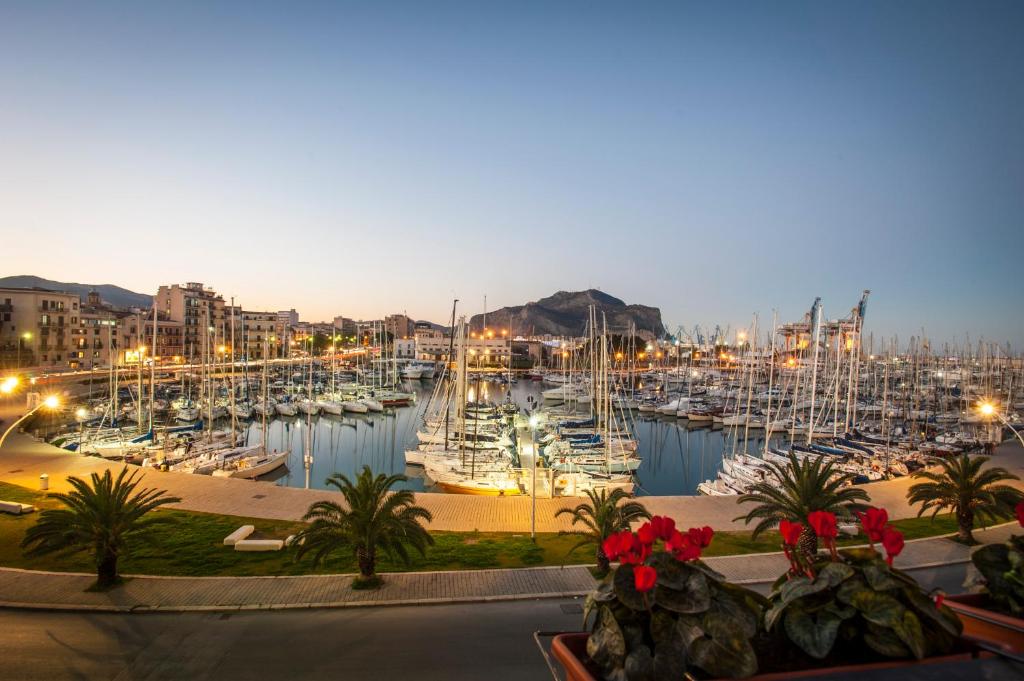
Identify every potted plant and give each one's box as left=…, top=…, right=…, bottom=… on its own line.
left=551, top=516, right=765, bottom=679
left=550, top=510, right=975, bottom=680
left=759, top=508, right=971, bottom=677
left=945, top=502, right=1024, bottom=654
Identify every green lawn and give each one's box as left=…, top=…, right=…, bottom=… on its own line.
left=0, top=481, right=992, bottom=577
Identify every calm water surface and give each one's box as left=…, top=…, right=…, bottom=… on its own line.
left=243, top=379, right=781, bottom=496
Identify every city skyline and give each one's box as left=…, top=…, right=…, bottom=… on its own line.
left=2, top=2, right=1022, bottom=345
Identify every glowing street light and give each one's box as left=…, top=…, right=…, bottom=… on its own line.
left=0, top=395, right=61, bottom=450
left=978, top=401, right=1024, bottom=449
left=1, top=376, right=18, bottom=394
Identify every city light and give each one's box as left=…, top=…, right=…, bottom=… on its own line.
left=979, top=402, right=995, bottom=417
left=529, top=415, right=540, bottom=430
left=75, top=407, right=88, bottom=420
left=43, top=395, right=59, bottom=409
left=1, top=377, right=18, bottom=394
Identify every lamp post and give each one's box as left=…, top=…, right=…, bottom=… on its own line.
left=0, top=395, right=60, bottom=451
left=979, top=402, right=1024, bottom=450
left=529, top=413, right=539, bottom=541
left=75, top=407, right=88, bottom=450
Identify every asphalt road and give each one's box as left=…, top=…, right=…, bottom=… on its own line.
left=0, top=562, right=991, bottom=681
left=0, top=598, right=583, bottom=681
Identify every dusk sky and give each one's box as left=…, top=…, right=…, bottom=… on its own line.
left=1, top=2, right=1021, bottom=347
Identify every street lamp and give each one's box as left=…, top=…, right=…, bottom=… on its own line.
left=1, top=376, right=18, bottom=395
left=528, top=413, right=540, bottom=542
left=18, top=332, right=32, bottom=369
left=0, top=395, right=60, bottom=450
left=979, top=402, right=1024, bottom=449
left=75, top=407, right=88, bottom=449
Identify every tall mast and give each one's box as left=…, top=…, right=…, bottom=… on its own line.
left=806, top=298, right=823, bottom=446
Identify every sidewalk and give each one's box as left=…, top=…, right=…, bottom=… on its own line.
left=0, top=522, right=1014, bottom=613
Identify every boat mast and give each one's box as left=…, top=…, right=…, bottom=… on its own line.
left=806, top=298, right=823, bottom=445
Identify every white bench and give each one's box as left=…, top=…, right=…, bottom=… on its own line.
left=223, top=525, right=255, bottom=546
left=0, top=501, right=35, bottom=515
left=234, top=539, right=284, bottom=552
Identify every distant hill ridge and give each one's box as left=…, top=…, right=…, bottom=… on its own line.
left=469, top=289, right=665, bottom=338
left=0, top=275, right=152, bottom=309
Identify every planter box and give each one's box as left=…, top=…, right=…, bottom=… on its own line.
left=549, top=632, right=981, bottom=681
left=946, top=593, right=1024, bottom=655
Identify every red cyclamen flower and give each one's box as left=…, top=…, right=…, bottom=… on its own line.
left=665, top=529, right=701, bottom=561
left=779, top=520, right=803, bottom=546
left=856, top=507, right=889, bottom=542
left=649, top=515, right=677, bottom=541
left=686, top=526, right=714, bottom=549
left=1016, top=501, right=1024, bottom=528
left=601, top=530, right=632, bottom=562
left=807, top=510, right=838, bottom=539
left=637, top=522, right=656, bottom=546
left=633, top=565, right=657, bottom=592
left=881, top=527, right=904, bottom=566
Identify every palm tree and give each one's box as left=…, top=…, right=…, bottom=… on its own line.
left=555, top=488, right=650, bottom=574
left=907, top=454, right=1022, bottom=544
left=735, top=452, right=868, bottom=556
left=294, top=466, right=433, bottom=583
left=21, top=467, right=180, bottom=588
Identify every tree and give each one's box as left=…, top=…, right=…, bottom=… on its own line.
left=294, top=466, right=433, bottom=584
left=555, top=488, right=650, bottom=574
left=907, top=454, right=1023, bottom=544
left=21, top=468, right=180, bottom=588
left=735, top=452, right=868, bottom=556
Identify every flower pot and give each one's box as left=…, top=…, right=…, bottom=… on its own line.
left=946, top=593, right=1024, bottom=655
left=549, top=633, right=982, bottom=681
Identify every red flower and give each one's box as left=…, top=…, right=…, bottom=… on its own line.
left=601, top=530, right=633, bottom=562
left=779, top=520, right=803, bottom=546
left=881, top=527, right=905, bottom=566
left=649, top=515, right=677, bottom=541
left=856, top=507, right=889, bottom=542
left=807, top=510, right=838, bottom=539
left=934, top=593, right=945, bottom=609
left=637, top=522, right=656, bottom=546
left=665, top=529, right=702, bottom=561
left=1016, top=501, right=1024, bottom=528
left=686, top=526, right=714, bottom=549
left=633, top=565, right=657, bottom=592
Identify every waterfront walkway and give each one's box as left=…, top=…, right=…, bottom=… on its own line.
left=0, top=522, right=1015, bottom=612
left=2, top=401, right=1023, bottom=532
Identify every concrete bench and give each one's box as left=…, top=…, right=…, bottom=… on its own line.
left=234, top=539, right=284, bottom=552
left=0, top=501, right=35, bottom=515
left=223, top=525, right=255, bottom=546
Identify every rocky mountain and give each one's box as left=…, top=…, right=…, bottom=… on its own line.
left=0, top=275, right=152, bottom=309
left=470, top=290, right=665, bottom=339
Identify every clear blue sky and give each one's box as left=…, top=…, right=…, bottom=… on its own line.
left=1, top=1, right=1021, bottom=347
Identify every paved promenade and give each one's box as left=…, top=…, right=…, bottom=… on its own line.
left=3, top=399, right=1023, bottom=533
left=0, top=523, right=1015, bottom=612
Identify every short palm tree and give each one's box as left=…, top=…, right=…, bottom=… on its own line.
left=907, top=454, right=1023, bottom=544
left=736, top=452, right=868, bottom=555
left=21, top=467, right=180, bottom=588
left=294, top=466, right=433, bottom=583
left=555, top=488, right=650, bottom=574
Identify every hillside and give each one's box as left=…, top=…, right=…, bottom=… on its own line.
left=469, top=290, right=665, bottom=338
left=0, top=275, right=152, bottom=309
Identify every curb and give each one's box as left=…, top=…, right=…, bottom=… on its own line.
left=0, top=589, right=591, bottom=614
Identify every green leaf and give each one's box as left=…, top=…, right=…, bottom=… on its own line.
left=783, top=605, right=841, bottom=659
left=689, top=613, right=759, bottom=679
left=891, top=610, right=927, bottom=660
left=613, top=564, right=648, bottom=611
left=624, top=644, right=654, bottom=681
left=707, top=589, right=759, bottom=638
left=652, top=639, right=687, bottom=681
left=765, top=575, right=831, bottom=630
left=863, top=563, right=903, bottom=591
left=901, top=587, right=962, bottom=638
left=844, top=588, right=906, bottom=628
left=587, top=606, right=627, bottom=674
left=818, top=561, right=855, bottom=587
left=864, top=622, right=911, bottom=658
left=650, top=553, right=692, bottom=590
left=654, top=569, right=711, bottom=614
